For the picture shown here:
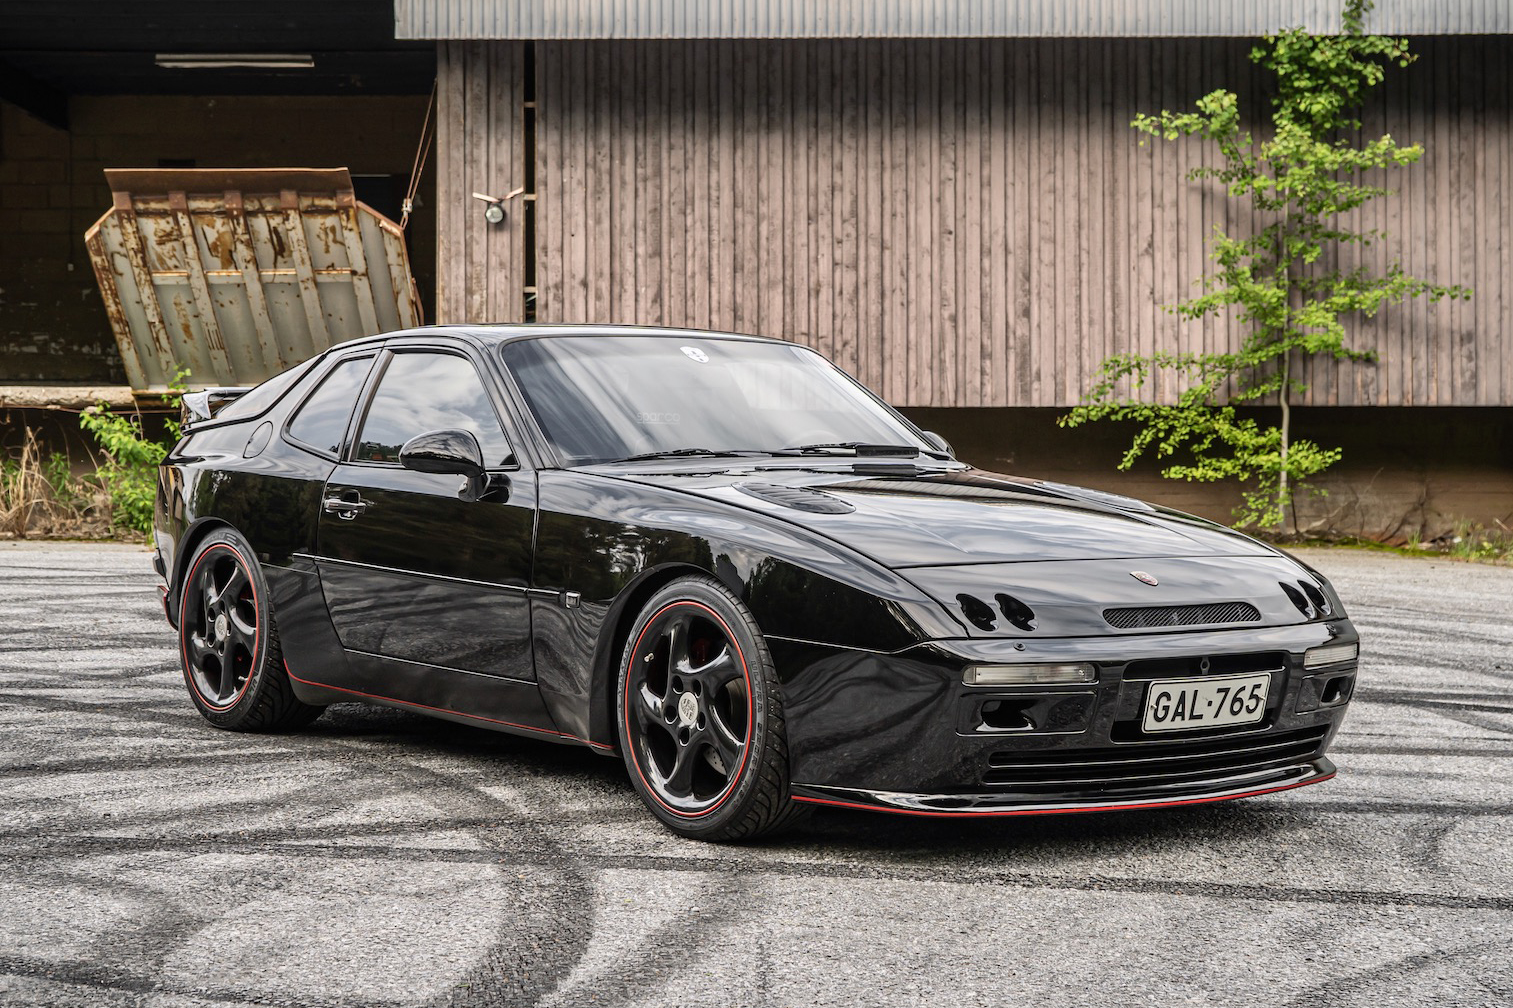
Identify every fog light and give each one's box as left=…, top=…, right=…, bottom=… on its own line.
left=963, top=663, right=1096, bottom=686
left=1304, top=642, right=1359, bottom=669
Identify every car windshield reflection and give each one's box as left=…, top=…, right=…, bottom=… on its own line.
left=501, top=336, right=933, bottom=466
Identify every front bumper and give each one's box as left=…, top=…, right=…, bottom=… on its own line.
left=773, top=619, right=1356, bottom=816
left=792, top=758, right=1335, bottom=816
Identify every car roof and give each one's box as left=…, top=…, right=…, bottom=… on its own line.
left=322, top=323, right=795, bottom=355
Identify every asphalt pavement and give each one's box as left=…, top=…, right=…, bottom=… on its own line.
left=1, top=542, right=1509, bottom=1008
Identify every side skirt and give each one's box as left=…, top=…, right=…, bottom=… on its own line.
left=283, top=662, right=615, bottom=752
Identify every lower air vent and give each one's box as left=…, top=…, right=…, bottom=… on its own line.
left=734, top=481, right=855, bottom=514
left=1104, top=601, right=1261, bottom=630
left=983, top=725, right=1329, bottom=790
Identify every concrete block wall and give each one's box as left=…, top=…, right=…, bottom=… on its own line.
left=0, top=94, right=435, bottom=385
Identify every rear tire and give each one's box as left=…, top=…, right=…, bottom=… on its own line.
left=177, top=528, right=324, bottom=731
left=616, top=576, right=807, bottom=841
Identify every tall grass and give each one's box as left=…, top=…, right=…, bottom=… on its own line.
left=0, top=428, right=105, bottom=538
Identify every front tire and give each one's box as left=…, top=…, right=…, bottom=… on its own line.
left=177, top=528, right=324, bottom=731
left=616, top=576, right=805, bottom=841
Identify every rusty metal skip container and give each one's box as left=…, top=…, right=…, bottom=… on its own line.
left=85, top=168, right=422, bottom=393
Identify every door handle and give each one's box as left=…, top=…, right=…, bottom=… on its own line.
left=322, top=493, right=369, bottom=519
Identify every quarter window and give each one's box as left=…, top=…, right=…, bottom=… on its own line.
left=354, top=352, right=514, bottom=467
left=285, top=356, right=374, bottom=456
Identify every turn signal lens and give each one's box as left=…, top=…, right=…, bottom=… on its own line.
left=1303, top=642, right=1359, bottom=669
left=963, top=663, right=1096, bottom=686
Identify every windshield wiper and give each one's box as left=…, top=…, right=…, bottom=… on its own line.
left=610, top=447, right=765, bottom=463
left=784, top=441, right=923, bottom=458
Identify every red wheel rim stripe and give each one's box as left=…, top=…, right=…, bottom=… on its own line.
left=180, top=542, right=259, bottom=711
left=623, top=600, right=755, bottom=819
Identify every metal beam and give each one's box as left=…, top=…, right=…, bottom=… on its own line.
left=396, top=0, right=1513, bottom=39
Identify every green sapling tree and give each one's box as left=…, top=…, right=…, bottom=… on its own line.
left=1061, top=0, right=1470, bottom=531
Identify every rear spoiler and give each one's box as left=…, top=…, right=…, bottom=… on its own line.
left=182, top=387, right=254, bottom=428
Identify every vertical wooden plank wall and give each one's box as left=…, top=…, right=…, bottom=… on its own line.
left=436, top=41, right=526, bottom=323
left=517, top=38, right=1509, bottom=408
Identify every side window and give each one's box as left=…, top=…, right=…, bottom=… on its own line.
left=354, top=352, right=515, bottom=467
left=285, top=356, right=373, bottom=456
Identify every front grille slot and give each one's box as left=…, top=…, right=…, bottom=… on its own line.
left=1104, top=601, right=1261, bottom=629
left=983, top=725, right=1328, bottom=790
left=1123, top=651, right=1285, bottom=679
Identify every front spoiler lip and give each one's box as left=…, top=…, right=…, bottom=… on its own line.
left=790, top=758, right=1335, bottom=817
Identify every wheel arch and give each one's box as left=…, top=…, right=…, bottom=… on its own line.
left=586, top=562, right=720, bottom=750
left=165, top=516, right=236, bottom=627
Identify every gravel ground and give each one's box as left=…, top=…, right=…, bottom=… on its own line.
left=1, top=542, right=1509, bottom=1008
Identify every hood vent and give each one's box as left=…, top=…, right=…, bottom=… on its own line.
left=957, top=593, right=998, bottom=631
left=1299, top=580, right=1332, bottom=616
left=1104, top=602, right=1261, bottom=630
left=735, top=481, right=855, bottom=514
left=995, top=593, right=1037, bottom=631
left=1282, top=580, right=1331, bottom=619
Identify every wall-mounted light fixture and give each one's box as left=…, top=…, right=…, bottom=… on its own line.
left=155, top=53, right=315, bottom=69
left=472, top=188, right=525, bottom=225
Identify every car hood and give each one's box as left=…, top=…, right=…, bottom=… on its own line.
left=596, top=465, right=1275, bottom=568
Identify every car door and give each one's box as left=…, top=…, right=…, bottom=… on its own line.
left=314, top=346, right=541, bottom=707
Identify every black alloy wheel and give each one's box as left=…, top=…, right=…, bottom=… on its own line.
left=617, top=576, right=805, bottom=841
left=178, top=529, right=324, bottom=731
left=183, top=543, right=258, bottom=708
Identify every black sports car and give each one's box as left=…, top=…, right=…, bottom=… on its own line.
left=154, top=325, right=1359, bottom=841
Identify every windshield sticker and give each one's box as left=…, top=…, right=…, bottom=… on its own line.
left=680, top=346, right=709, bottom=363
left=636, top=411, right=681, bottom=424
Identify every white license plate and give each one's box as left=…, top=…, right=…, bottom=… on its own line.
left=1142, top=672, right=1270, bottom=733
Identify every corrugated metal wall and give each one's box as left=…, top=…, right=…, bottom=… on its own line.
left=438, top=37, right=1513, bottom=408
left=400, top=1, right=1513, bottom=39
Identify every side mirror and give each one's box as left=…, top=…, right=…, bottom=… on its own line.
left=920, top=430, right=954, bottom=457
left=399, top=429, right=486, bottom=479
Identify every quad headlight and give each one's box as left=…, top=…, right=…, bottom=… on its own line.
left=963, top=662, right=1097, bottom=686
left=1303, top=642, right=1359, bottom=669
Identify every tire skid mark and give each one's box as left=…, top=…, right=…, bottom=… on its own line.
left=1357, top=691, right=1513, bottom=717
left=1332, top=743, right=1513, bottom=758
left=1, top=774, right=385, bottom=838
left=1340, top=766, right=1472, bottom=782
left=5, top=728, right=584, bottom=1006
left=1357, top=687, right=1513, bottom=705
left=1284, top=940, right=1507, bottom=1008
left=6, top=653, right=651, bottom=1006
left=0, top=690, right=216, bottom=730
left=1280, top=798, right=1513, bottom=818
left=1399, top=815, right=1460, bottom=878
left=541, top=871, right=765, bottom=1008
left=3, top=663, right=583, bottom=1005
left=0, top=952, right=387, bottom=1008
left=1428, top=708, right=1513, bottom=737
left=8, top=832, right=1512, bottom=915
left=1, top=748, right=307, bottom=778
left=316, top=746, right=598, bottom=1008
left=3, top=637, right=180, bottom=658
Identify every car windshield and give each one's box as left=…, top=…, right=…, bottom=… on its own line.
left=501, top=335, right=930, bottom=466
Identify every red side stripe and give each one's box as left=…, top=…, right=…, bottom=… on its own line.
left=791, top=773, right=1335, bottom=818
left=283, top=663, right=615, bottom=751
